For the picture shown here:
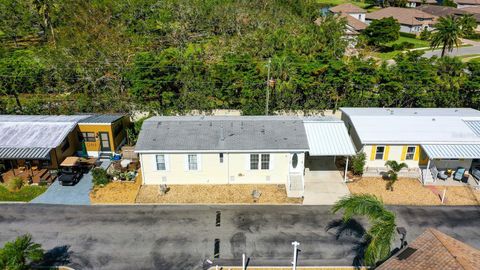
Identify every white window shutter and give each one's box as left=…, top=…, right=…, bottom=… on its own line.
left=153, top=154, right=158, bottom=171
left=245, top=154, right=250, bottom=170
left=165, top=154, right=170, bottom=171
left=197, top=154, right=202, bottom=171
left=269, top=154, right=273, bottom=170
left=184, top=154, right=189, bottom=171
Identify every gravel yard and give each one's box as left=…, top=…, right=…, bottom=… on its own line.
left=90, top=173, right=142, bottom=204
left=135, top=184, right=303, bottom=204
left=348, top=177, right=480, bottom=205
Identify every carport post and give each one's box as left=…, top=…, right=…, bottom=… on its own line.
left=344, top=156, right=349, bottom=183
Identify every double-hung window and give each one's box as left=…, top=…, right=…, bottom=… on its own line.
left=81, top=132, right=96, bottom=142
left=156, top=155, right=166, bottom=171
left=188, top=154, right=198, bottom=170
left=261, top=154, right=270, bottom=170
left=405, top=146, right=416, bottom=160
left=250, top=154, right=270, bottom=170
left=375, top=146, right=385, bottom=160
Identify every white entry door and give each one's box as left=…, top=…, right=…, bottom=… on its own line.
left=289, top=153, right=304, bottom=174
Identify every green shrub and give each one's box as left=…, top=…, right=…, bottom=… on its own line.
left=392, top=41, right=415, bottom=51
left=351, top=152, right=366, bottom=176
left=6, top=177, right=23, bottom=192
left=400, top=32, right=417, bottom=39
left=420, top=28, right=431, bottom=41
left=92, top=168, right=110, bottom=186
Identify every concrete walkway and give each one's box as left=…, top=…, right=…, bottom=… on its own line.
left=303, top=157, right=350, bottom=205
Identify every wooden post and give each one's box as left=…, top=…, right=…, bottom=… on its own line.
left=242, top=253, right=246, bottom=270
left=441, top=188, right=447, bottom=204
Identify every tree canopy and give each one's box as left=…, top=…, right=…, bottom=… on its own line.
left=0, top=0, right=478, bottom=115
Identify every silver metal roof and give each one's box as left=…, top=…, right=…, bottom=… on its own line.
left=78, top=114, right=124, bottom=124
left=135, top=116, right=310, bottom=152
left=340, top=107, right=480, bottom=144
left=0, top=115, right=89, bottom=122
left=422, top=144, right=480, bottom=159
left=0, top=147, right=51, bottom=160
left=464, top=120, right=480, bottom=136
left=304, top=121, right=356, bottom=156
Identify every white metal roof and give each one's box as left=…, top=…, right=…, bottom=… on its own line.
left=422, top=144, right=480, bottom=159
left=341, top=108, right=480, bottom=144
left=304, top=121, right=356, bottom=156
left=464, top=120, right=480, bottom=136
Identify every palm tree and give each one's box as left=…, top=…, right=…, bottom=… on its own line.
left=32, top=0, right=57, bottom=45
left=384, top=160, right=408, bottom=191
left=459, top=14, right=477, bottom=36
left=430, top=15, right=463, bottom=57
left=332, top=194, right=396, bottom=266
left=0, top=234, right=44, bottom=270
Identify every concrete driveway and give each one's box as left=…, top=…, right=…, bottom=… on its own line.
left=0, top=204, right=478, bottom=270
left=303, top=157, right=350, bottom=205
left=30, top=173, right=92, bottom=205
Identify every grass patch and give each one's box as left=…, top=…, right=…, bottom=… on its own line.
left=0, top=185, right=47, bottom=202
left=386, top=36, right=429, bottom=49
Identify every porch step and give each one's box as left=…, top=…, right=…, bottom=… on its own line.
left=98, top=152, right=111, bottom=160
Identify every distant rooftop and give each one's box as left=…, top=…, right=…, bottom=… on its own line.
left=0, top=115, right=89, bottom=123
left=330, top=3, right=366, bottom=13
left=366, top=7, right=437, bottom=26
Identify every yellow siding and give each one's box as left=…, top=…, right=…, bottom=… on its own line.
left=78, top=124, right=114, bottom=152
left=383, top=145, right=390, bottom=160
left=414, top=146, right=420, bottom=161
left=400, top=146, right=407, bottom=161
left=370, top=145, right=376, bottom=161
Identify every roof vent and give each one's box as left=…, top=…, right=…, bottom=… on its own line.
left=414, top=112, right=417, bottom=114
left=156, top=122, right=162, bottom=128
left=396, top=247, right=417, bottom=260
left=220, top=126, right=225, bottom=141
left=432, top=118, right=436, bottom=121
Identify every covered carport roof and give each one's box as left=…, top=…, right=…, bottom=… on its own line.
left=304, top=120, right=356, bottom=156
left=422, top=144, right=480, bottom=159
left=0, top=147, right=51, bottom=160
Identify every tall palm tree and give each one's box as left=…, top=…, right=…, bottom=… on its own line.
left=430, top=15, right=462, bottom=57
left=0, top=234, right=44, bottom=270
left=385, top=160, right=408, bottom=191
left=32, top=0, right=57, bottom=45
left=332, top=194, right=396, bottom=266
left=459, top=14, right=477, bottom=36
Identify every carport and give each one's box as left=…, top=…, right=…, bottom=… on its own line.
left=302, top=119, right=356, bottom=205
left=304, top=120, right=357, bottom=182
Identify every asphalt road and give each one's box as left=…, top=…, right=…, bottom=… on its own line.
left=0, top=204, right=479, bottom=270
left=423, top=45, right=480, bottom=58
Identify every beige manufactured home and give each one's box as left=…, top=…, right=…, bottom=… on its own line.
left=135, top=116, right=356, bottom=197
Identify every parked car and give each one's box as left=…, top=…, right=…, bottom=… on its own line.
left=58, top=157, right=84, bottom=186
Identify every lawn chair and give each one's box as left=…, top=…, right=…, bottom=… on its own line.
left=453, top=167, right=466, bottom=182
left=437, top=170, right=448, bottom=180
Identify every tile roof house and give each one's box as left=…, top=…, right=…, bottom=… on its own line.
left=328, top=3, right=367, bottom=34
left=135, top=116, right=356, bottom=198
left=406, top=0, right=438, bottom=8
left=377, top=228, right=480, bottom=270
left=417, top=5, right=480, bottom=24
left=366, top=7, right=437, bottom=33
left=341, top=107, right=480, bottom=185
left=456, top=0, right=480, bottom=8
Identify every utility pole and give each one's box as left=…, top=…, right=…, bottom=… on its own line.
left=291, top=241, right=300, bottom=270
left=265, top=58, right=271, bottom=115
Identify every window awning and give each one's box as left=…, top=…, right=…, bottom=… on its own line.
left=0, top=147, right=51, bottom=160
left=304, top=121, right=356, bottom=156
left=421, top=144, right=480, bottom=159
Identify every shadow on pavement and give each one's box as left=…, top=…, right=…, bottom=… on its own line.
left=326, top=218, right=369, bottom=267
left=38, top=245, right=72, bottom=267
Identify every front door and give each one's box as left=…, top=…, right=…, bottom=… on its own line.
left=289, top=153, right=304, bottom=174
left=99, top=132, right=111, bottom=152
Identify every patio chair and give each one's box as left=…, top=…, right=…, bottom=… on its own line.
left=437, top=170, right=448, bottom=180
left=453, top=167, right=466, bottom=182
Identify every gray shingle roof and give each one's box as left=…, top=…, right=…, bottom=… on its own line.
left=135, top=116, right=310, bottom=152
left=78, top=114, right=124, bottom=124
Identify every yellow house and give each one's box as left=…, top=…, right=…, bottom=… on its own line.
left=341, top=107, right=480, bottom=184
left=77, top=114, right=130, bottom=158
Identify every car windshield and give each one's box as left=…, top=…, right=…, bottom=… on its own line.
left=61, top=167, right=76, bottom=174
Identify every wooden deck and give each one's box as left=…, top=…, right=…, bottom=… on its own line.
left=1, top=168, right=55, bottom=184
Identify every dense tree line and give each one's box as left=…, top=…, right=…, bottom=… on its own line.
left=0, top=0, right=479, bottom=115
